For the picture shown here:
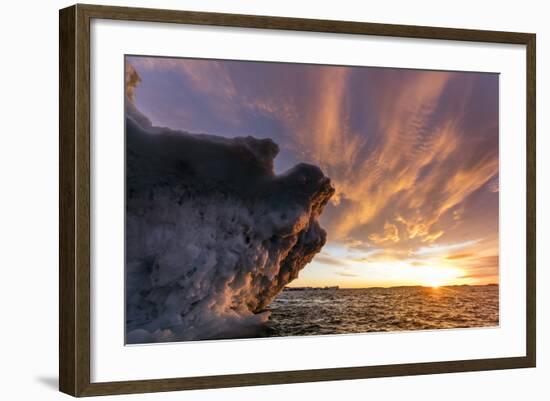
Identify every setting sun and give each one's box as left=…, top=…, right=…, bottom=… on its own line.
left=415, top=265, right=464, bottom=288
left=426, top=279, right=443, bottom=288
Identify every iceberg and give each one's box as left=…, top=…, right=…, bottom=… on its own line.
left=125, top=116, right=334, bottom=343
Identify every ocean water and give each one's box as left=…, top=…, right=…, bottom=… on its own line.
left=264, top=285, right=499, bottom=337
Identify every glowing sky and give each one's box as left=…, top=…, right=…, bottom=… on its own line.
left=126, top=55, right=499, bottom=288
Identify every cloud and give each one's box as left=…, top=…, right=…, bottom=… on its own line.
left=368, top=221, right=400, bottom=245
left=414, top=239, right=480, bottom=256
left=467, top=255, right=499, bottom=269
left=422, top=230, right=444, bottom=243
left=446, top=253, right=474, bottom=260
left=314, top=254, right=348, bottom=266
left=459, top=272, right=498, bottom=280
left=270, top=67, right=499, bottom=256
left=337, top=271, right=359, bottom=277
left=125, top=56, right=499, bottom=273
left=128, top=56, right=236, bottom=98
left=343, top=238, right=365, bottom=249
left=456, top=254, right=499, bottom=283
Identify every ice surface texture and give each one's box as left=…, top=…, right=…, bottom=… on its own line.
left=125, top=117, right=334, bottom=343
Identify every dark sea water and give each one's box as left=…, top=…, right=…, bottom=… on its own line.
left=265, top=285, right=499, bottom=337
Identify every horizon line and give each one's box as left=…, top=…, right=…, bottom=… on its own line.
left=285, top=283, right=499, bottom=290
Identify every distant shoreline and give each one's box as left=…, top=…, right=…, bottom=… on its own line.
left=284, top=283, right=499, bottom=291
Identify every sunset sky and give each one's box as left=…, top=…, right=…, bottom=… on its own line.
left=126, top=55, right=499, bottom=288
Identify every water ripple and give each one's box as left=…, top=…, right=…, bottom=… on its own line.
left=265, top=285, right=499, bottom=337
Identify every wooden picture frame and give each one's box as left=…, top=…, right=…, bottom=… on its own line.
left=59, top=3, right=536, bottom=397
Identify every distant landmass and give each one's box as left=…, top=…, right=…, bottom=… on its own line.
left=284, top=286, right=340, bottom=291
left=285, top=283, right=498, bottom=291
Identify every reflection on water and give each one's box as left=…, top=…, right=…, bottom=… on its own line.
left=265, top=285, right=499, bottom=337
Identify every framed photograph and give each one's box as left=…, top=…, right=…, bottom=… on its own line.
left=59, top=4, right=536, bottom=397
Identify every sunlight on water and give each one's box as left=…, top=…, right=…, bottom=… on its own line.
left=264, top=285, right=499, bottom=337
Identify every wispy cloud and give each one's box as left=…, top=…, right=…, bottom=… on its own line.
left=125, top=56, right=499, bottom=286
left=446, top=253, right=474, bottom=260
left=337, top=271, right=359, bottom=278
left=414, top=240, right=481, bottom=256
left=368, top=222, right=400, bottom=245
left=314, top=255, right=348, bottom=266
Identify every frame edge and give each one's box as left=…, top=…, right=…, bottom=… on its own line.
left=60, top=4, right=94, bottom=397
left=75, top=3, right=534, bottom=43
left=525, top=33, right=536, bottom=368
left=59, top=4, right=77, bottom=397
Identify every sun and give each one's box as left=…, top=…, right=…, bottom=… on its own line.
left=416, top=266, right=463, bottom=288
left=425, top=278, right=444, bottom=288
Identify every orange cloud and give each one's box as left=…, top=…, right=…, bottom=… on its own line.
left=368, top=221, right=400, bottom=245
left=295, top=72, right=460, bottom=241
left=126, top=57, right=498, bottom=271
left=446, top=253, right=474, bottom=260
left=422, top=230, right=444, bottom=243
left=314, top=254, right=348, bottom=266
left=283, top=69, right=498, bottom=254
